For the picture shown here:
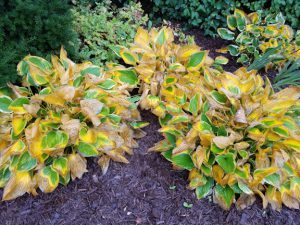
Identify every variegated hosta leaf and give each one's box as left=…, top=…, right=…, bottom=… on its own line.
left=120, top=27, right=300, bottom=211
left=0, top=47, right=147, bottom=200
left=218, top=8, right=300, bottom=70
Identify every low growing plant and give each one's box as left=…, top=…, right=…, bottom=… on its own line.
left=72, top=0, right=148, bottom=66
left=217, top=9, right=300, bottom=70
left=119, top=27, right=300, bottom=211
left=0, top=48, right=147, bottom=200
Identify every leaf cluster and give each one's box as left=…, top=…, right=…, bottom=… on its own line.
left=72, top=0, right=148, bottom=66
left=217, top=9, right=300, bottom=70
left=119, top=27, right=300, bottom=211
left=0, top=48, right=147, bottom=200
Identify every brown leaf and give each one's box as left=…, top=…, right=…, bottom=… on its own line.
left=67, top=153, right=88, bottom=180
left=236, top=194, right=256, bottom=210
left=61, top=119, right=80, bottom=144
left=98, top=155, right=110, bottom=175
left=235, top=107, right=247, bottom=124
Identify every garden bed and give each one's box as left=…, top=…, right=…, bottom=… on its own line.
left=0, top=32, right=298, bottom=225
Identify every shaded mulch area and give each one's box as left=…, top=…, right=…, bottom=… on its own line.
left=0, top=33, right=299, bottom=225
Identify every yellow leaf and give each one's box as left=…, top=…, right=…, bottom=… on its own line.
left=134, top=27, right=150, bottom=48
left=282, top=139, right=300, bottom=152
left=40, top=93, right=66, bottom=106
left=12, top=116, right=27, bottom=136
left=2, top=171, right=32, bottom=201
left=177, top=45, right=201, bottom=61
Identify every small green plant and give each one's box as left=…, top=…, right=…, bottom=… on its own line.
left=119, top=27, right=300, bottom=211
left=0, top=48, right=147, bottom=200
left=72, top=0, right=148, bottom=66
left=217, top=9, right=300, bottom=70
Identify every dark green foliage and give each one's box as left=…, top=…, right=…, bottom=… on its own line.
left=0, top=0, right=79, bottom=86
left=268, top=0, right=300, bottom=29
left=150, top=0, right=299, bottom=37
left=151, top=0, right=236, bottom=37
left=72, top=0, right=148, bottom=66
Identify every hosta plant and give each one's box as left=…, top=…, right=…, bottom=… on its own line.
left=217, top=9, right=300, bottom=70
left=0, top=48, right=147, bottom=200
left=119, top=27, right=300, bottom=211
left=117, top=26, right=228, bottom=118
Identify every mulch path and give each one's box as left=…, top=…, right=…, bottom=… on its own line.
left=0, top=31, right=299, bottom=225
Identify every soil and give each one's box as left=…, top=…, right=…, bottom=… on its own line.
left=0, top=33, right=299, bottom=225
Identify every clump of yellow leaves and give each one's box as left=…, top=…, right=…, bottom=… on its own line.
left=0, top=48, right=148, bottom=200
left=120, top=27, right=300, bottom=211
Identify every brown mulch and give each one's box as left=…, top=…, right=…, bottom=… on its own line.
left=0, top=32, right=299, bottom=225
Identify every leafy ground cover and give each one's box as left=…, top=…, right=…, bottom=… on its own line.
left=0, top=30, right=298, bottom=225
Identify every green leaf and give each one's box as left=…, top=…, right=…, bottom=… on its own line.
left=183, top=202, right=193, bottom=208
left=172, top=153, right=194, bottom=170
left=118, top=69, right=138, bottom=85
left=215, top=184, right=235, bottom=209
left=0, top=96, right=13, bottom=113
left=17, top=151, right=37, bottom=171
left=28, top=56, right=52, bottom=71
left=107, top=114, right=121, bottom=124
left=189, top=93, right=200, bottom=116
left=211, top=90, right=227, bottom=104
left=39, top=166, right=59, bottom=192
left=81, top=66, right=101, bottom=77
left=130, top=121, right=149, bottom=129
left=18, top=60, right=29, bottom=76
left=234, top=11, right=246, bottom=31
left=196, top=177, right=214, bottom=199
left=237, top=54, right=250, bottom=64
left=228, top=45, right=240, bottom=56
left=216, top=153, right=235, bottom=173
left=98, top=79, right=116, bottom=90
left=78, top=142, right=99, bottom=157
left=211, top=143, right=224, bottom=154
left=237, top=181, right=253, bottom=194
left=156, top=29, right=166, bottom=45
left=9, top=97, right=30, bottom=111
left=187, top=52, right=206, bottom=69
left=214, top=56, right=229, bottom=65
left=227, top=15, right=237, bottom=30
left=73, top=76, right=84, bottom=88
left=42, top=131, right=69, bottom=149
left=39, top=87, right=52, bottom=95
left=217, top=28, right=235, bottom=40
left=169, top=185, right=176, bottom=190
left=0, top=166, right=11, bottom=188
left=264, top=173, right=280, bottom=188
left=52, top=157, right=69, bottom=177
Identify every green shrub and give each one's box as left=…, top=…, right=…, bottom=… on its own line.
left=72, top=0, right=148, bottom=66
left=0, top=0, right=79, bottom=87
left=150, top=0, right=299, bottom=37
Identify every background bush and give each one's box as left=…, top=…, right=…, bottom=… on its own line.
left=72, top=0, right=148, bottom=66
left=0, top=0, right=79, bottom=86
left=150, top=0, right=300, bottom=37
